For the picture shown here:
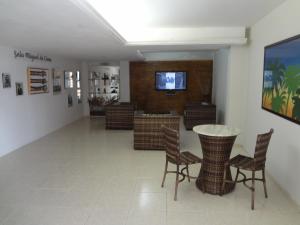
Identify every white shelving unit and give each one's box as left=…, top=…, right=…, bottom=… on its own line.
left=88, top=66, right=120, bottom=101
left=88, top=65, right=120, bottom=116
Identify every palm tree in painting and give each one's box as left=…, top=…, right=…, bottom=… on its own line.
left=283, top=66, right=300, bottom=115
left=292, top=88, right=300, bottom=120
left=271, top=84, right=287, bottom=114
left=267, top=59, right=285, bottom=97
left=262, top=87, right=273, bottom=105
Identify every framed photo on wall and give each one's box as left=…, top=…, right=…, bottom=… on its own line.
left=262, top=34, right=300, bottom=124
left=27, top=67, right=49, bottom=95
left=64, top=71, right=74, bottom=89
left=52, top=69, right=62, bottom=94
left=16, top=82, right=24, bottom=96
left=2, top=73, right=11, bottom=88
left=68, top=93, right=73, bottom=107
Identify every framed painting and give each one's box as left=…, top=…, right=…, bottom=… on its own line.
left=262, top=34, right=300, bottom=124
left=2, top=73, right=11, bottom=88
left=16, top=82, right=24, bottom=96
left=68, top=93, right=73, bottom=107
left=52, top=69, right=63, bottom=94
left=27, top=67, right=49, bottom=94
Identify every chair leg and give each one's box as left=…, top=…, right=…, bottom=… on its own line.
left=251, top=171, right=255, bottom=210
left=186, top=164, right=190, bottom=182
left=161, top=159, right=168, bottom=188
left=221, top=163, right=228, bottom=196
left=234, top=168, right=240, bottom=185
left=262, top=168, right=268, bottom=198
left=174, top=165, right=179, bottom=201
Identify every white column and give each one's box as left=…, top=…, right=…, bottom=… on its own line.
left=119, top=61, right=130, bottom=102
left=80, top=61, right=90, bottom=116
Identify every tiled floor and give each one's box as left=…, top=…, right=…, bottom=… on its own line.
left=0, top=117, right=299, bottom=225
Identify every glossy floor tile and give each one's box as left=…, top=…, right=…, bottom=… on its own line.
left=0, top=117, right=299, bottom=225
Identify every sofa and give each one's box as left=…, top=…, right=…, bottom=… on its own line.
left=105, top=103, right=134, bottom=129
left=133, top=111, right=180, bottom=150
left=183, top=103, right=216, bottom=130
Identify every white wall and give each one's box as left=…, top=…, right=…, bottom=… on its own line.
left=212, top=46, right=248, bottom=145
left=213, top=49, right=229, bottom=124
left=243, top=0, right=300, bottom=205
left=225, top=46, right=249, bottom=144
left=119, top=61, right=130, bottom=102
left=0, top=46, right=83, bottom=157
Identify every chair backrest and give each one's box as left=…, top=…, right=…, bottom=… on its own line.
left=254, top=129, right=274, bottom=169
left=161, top=125, right=180, bottom=163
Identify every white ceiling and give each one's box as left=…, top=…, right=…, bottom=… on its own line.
left=129, top=0, right=285, bottom=27
left=0, top=0, right=286, bottom=61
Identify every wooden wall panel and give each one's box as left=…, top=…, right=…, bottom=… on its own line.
left=130, top=61, right=213, bottom=114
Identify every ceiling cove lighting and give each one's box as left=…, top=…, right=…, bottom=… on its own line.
left=80, top=0, right=247, bottom=45
left=83, top=0, right=151, bottom=38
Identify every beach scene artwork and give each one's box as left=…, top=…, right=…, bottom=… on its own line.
left=262, top=35, right=300, bottom=124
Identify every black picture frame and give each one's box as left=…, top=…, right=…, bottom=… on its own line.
left=261, top=34, right=300, bottom=125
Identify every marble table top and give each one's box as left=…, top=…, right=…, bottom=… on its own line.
left=193, top=124, right=241, bottom=137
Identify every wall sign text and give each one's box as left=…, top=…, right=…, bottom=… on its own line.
left=14, top=50, right=52, bottom=62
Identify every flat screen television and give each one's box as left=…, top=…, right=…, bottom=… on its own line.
left=155, top=71, right=187, bottom=91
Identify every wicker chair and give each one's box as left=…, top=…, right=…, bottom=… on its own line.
left=105, top=103, right=134, bottom=129
left=161, top=126, right=202, bottom=201
left=221, top=129, right=274, bottom=210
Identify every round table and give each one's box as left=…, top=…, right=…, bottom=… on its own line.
left=193, top=125, right=240, bottom=195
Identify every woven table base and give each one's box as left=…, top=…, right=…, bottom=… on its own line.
left=196, top=134, right=237, bottom=195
